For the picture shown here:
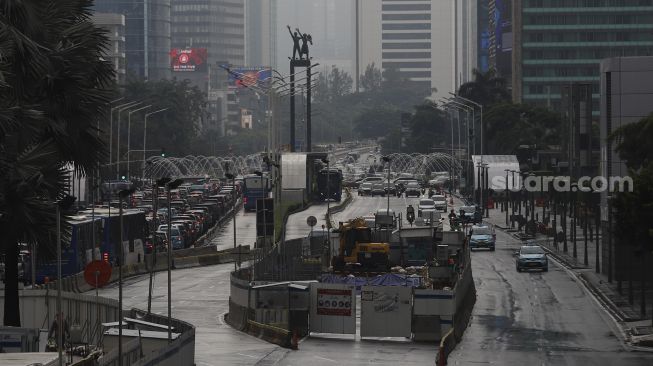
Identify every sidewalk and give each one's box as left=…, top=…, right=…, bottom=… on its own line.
left=480, top=203, right=653, bottom=348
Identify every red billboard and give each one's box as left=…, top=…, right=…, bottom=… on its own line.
left=170, top=48, right=208, bottom=72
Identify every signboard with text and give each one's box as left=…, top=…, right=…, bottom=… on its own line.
left=170, top=48, right=208, bottom=72
left=309, top=283, right=356, bottom=334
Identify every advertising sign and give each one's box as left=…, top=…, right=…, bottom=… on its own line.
left=228, top=67, right=272, bottom=88
left=317, top=288, right=353, bottom=316
left=170, top=48, right=208, bottom=72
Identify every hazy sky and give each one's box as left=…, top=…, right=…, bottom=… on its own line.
left=275, top=0, right=355, bottom=76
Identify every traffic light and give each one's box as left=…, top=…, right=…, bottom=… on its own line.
left=161, top=148, right=166, bottom=157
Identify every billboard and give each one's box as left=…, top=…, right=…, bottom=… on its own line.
left=227, top=67, right=271, bottom=88
left=170, top=48, right=208, bottom=72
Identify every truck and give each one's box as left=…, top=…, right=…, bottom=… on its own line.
left=316, top=168, right=343, bottom=202
left=332, top=218, right=390, bottom=272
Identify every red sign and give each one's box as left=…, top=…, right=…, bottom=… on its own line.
left=170, top=48, right=208, bottom=72
left=317, top=288, right=352, bottom=316
left=84, top=260, right=113, bottom=288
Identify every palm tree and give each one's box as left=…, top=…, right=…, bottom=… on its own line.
left=457, top=68, right=510, bottom=108
left=0, top=0, right=114, bottom=326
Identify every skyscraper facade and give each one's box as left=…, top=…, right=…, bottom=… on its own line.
left=512, top=0, right=653, bottom=115
left=94, top=0, right=171, bottom=81
left=357, top=0, right=456, bottom=98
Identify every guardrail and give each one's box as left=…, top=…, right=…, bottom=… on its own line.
left=325, top=188, right=353, bottom=228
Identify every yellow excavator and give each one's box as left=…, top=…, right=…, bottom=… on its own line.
left=331, top=218, right=390, bottom=272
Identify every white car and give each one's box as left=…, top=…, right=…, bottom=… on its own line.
left=432, top=195, right=447, bottom=211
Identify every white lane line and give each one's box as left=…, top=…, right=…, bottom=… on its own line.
left=236, top=353, right=258, bottom=359
left=314, top=355, right=337, bottom=363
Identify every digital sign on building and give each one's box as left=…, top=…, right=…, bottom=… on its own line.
left=170, top=48, right=208, bottom=72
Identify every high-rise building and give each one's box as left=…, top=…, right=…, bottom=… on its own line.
left=599, top=56, right=653, bottom=282
left=92, top=13, right=127, bottom=85
left=246, top=0, right=277, bottom=69
left=488, top=0, right=512, bottom=84
left=93, top=0, right=171, bottom=81
left=171, top=0, right=246, bottom=135
left=512, top=0, right=653, bottom=115
left=356, top=0, right=456, bottom=98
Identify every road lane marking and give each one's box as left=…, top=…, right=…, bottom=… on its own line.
left=314, top=356, right=337, bottom=363
left=236, top=353, right=258, bottom=359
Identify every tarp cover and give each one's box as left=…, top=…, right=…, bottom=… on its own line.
left=320, top=273, right=422, bottom=293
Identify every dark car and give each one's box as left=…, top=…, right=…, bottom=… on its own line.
left=383, top=182, right=396, bottom=195
left=358, top=182, right=373, bottom=196
left=370, top=183, right=386, bottom=197
left=404, top=182, right=421, bottom=197
left=515, top=245, right=548, bottom=272
left=469, top=225, right=496, bottom=251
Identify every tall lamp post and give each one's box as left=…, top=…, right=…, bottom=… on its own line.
left=56, top=195, right=76, bottom=366
left=118, top=188, right=135, bottom=366
left=116, top=102, right=143, bottom=179
left=166, top=179, right=183, bottom=343
left=126, top=105, right=151, bottom=179
left=142, top=108, right=169, bottom=179
left=110, top=101, right=140, bottom=172
left=382, top=156, right=391, bottom=216
left=226, top=173, right=237, bottom=270
left=321, top=159, right=330, bottom=226
left=148, top=177, right=170, bottom=314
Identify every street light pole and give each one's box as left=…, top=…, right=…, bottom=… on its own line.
left=117, top=188, right=133, bottom=366
left=166, top=179, right=183, bottom=343
left=110, top=101, right=140, bottom=172
left=116, top=102, right=143, bottom=179
left=127, top=105, right=151, bottom=180
left=226, top=173, right=237, bottom=270
left=142, top=108, right=169, bottom=179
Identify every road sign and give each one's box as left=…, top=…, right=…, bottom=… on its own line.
left=307, top=215, right=317, bottom=227
left=83, top=260, right=112, bottom=288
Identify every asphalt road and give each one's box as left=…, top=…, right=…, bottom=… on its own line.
left=210, top=206, right=258, bottom=251
left=448, top=200, right=653, bottom=365
left=98, top=188, right=653, bottom=365
left=96, top=263, right=278, bottom=366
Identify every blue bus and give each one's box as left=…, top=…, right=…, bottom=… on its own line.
left=242, top=175, right=270, bottom=211
left=34, top=209, right=147, bottom=283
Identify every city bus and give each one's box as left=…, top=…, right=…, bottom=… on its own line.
left=242, top=174, right=270, bottom=211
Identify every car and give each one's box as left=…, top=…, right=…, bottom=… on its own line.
left=515, top=245, right=548, bottom=272
left=418, top=199, right=436, bottom=217
left=404, top=182, right=421, bottom=197
left=358, top=182, right=373, bottom=196
left=432, top=194, right=447, bottom=211
left=383, top=182, right=396, bottom=195
left=156, top=228, right=184, bottom=250
left=469, top=225, right=496, bottom=251
left=459, top=205, right=481, bottom=224
left=370, top=183, right=386, bottom=196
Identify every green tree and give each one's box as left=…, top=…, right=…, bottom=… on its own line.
left=121, top=79, right=206, bottom=159
left=405, top=103, right=450, bottom=154
left=360, top=63, right=382, bottom=92
left=353, top=107, right=402, bottom=139
left=457, top=68, right=510, bottom=108
left=483, top=102, right=562, bottom=154
left=610, top=114, right=653, bottom=280
left=0, top=0, right=114, bottom=326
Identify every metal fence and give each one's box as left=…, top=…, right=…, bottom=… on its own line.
left=249, top=238, right=323, bottom=282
